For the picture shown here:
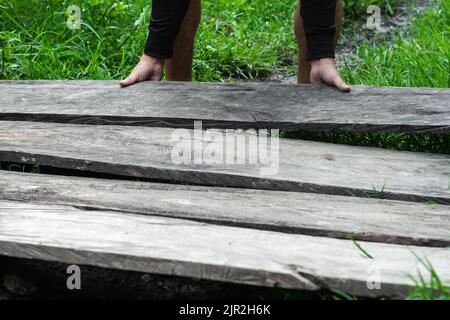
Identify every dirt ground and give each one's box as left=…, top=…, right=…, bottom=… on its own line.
left=0, top=256, right=327, bottom=300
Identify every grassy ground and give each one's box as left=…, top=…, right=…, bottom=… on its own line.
left=1, top=0, right=447, bottom=83
left=0, top=0, right=449, bottom=300
left=0, top=0, right=403, bottom=81
left=342, top=0, right=450, bottom=88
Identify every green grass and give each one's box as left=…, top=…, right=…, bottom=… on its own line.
left=282, top=131, right=450, bottom=154
left=342, top=0, right=450, bottom=88
left=193, top=1, right=297, bottom=80
left=406, top=255, right=450, bottom=300
left=344, top=0, right=398, bottom=19
left=0, top=0, right=151, bottom=80
left=0, top=0, right=299, bottom=81
left=0, top=0, right=401, bottom=82
left=349, top=236, right=375, bottom=259
left=0, top=162, right=40, bottom=174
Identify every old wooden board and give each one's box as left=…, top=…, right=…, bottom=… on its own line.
left=0, top=200, right=449, bottom=298
left=0, top=80, right=449, bottom=133
left=0, top=171, right=449, bottom=247
left=0, top=121, right=449, bottom=204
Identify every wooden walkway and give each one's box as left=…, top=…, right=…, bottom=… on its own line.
left=0, top=80, right=449, bottom=298
left=1, top=81, right=450, bottom=132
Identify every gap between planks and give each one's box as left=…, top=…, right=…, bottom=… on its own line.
left=0, top=171, right=448, bottom=247
left=0, top=121, right=449, bottom=204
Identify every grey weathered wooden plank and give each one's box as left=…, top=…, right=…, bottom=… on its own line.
left=0, top=80, right=449, bottom=133
left=0, top=200, right=449, bottom=298
left=0, top=171, right=449, bottom=247
left=0, top=121, right=449, bottom=204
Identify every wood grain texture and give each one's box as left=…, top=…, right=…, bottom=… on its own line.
left=0, top=200, right=449, bottom=297
left=1, top=121, right=449, bottom=204
left=0, top=80, right=449, bottom=133
left=0, top=171, right=449, bottom=247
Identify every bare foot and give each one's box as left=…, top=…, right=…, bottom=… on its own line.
left=119, top=54, right=165, bottom=87
left=310, top=58, right=351, bottom=92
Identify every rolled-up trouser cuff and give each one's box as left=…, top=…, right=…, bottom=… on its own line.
left=306, top=33, right=335, bottom=60
left=144, top=31, right=174, bottom=59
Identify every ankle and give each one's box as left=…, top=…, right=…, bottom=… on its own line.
left=142, top=53, right=165, bottom=66
left=310, top=58, right=335, bottom=69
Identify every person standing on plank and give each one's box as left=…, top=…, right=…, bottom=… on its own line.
left=119, top=0, right=350, bottom=92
